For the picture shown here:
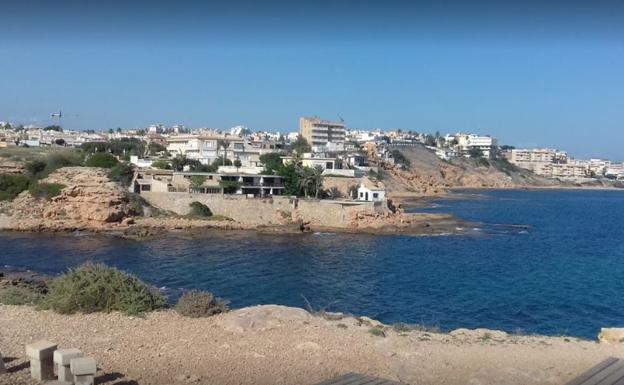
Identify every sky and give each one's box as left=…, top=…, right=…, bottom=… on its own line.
left=1, top=0, right=623, bottom=160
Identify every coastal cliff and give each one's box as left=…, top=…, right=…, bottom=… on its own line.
left=0, top=304, right=621, bottom=385
left=378, top=144, right=613, bottom=198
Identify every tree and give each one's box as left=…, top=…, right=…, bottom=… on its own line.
left=171, top=155, right=189, bottom=172
left=296, top=165, right=324, bottom=199
left=44, top=125, right=63, bottom=132
left=468, top=147, right=484, bottom=159
left=86, top=153, right=119, bottom=168
left=278, top=162, right=301, bottom=196
left=151, top=160, right=171, bottom=170
left=108, top=128, right=114, bottom=134
left=259, top=153, right=283, bottom=174
left=292, top=135, right=311, bottom=154
left=54, top=138, right=66, bottom=146
left=189, top=175, right=207, bottom=190
left=217, top=139, right=231, bottom=166
left=296, top=165, right=314, bottom=198
left=233, top=159, right=242, bottom=170
left=310, top=166, right=324, bottom=199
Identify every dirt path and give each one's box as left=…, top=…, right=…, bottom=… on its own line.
left=0, top=305, right=620, bottom=385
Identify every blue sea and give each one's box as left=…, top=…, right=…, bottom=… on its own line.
left=1, top=189, right=624, bottom=339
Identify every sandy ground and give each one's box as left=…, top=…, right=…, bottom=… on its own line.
left=1, top=305, right=622, bottom=385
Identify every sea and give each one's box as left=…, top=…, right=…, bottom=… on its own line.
left=1, top=189, right=624, bottom=339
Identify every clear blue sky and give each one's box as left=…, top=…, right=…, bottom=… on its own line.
left=1, top=0, right=623, bottom=160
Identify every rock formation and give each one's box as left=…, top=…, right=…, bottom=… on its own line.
left=6, top=167, right=133, bottom=230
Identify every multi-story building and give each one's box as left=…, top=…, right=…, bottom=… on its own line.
left=505, top=148, right=568, bottom=171
left=453, top=133, right=498, bottom=159
left=299, top=117, right=346, bottom=152
left=588, top=159, right=612, bottom=176
left=132, top=169, right=285, bottom=197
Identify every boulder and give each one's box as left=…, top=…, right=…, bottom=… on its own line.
left=598, top=328, right=624, bottom=344
left=358, top=316, right=385, bottom=328
left=218, top=305, right=311, bottom=333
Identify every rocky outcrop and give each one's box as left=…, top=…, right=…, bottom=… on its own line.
left=598, top=328, right=624, bottom=344
left=0, top=159, right=25, bottom=174
left=6, top=167, right=133, bottom=230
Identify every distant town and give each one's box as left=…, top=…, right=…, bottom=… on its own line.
left=1, top=117, right=622, bottom=190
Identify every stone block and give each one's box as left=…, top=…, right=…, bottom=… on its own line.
left=70, top=357, right=96, bottom=376
left=54, top=348, right=83, bottom=366
left=45, top=382, right=73, bottom=385
left=26, top=340, right=58, bottom=360
left=0, top=352, right=5, bottom=374
left=73, top=374, right=95, bottom=385
left=30, top=358, right=55, bottom=381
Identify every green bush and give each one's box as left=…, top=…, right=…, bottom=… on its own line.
left=175, top=290, right=229, bottom=318
left=189, top=201, right=212, bottom=217
left=0, top=286, right=45, bottom=305
left=45, top=150, right=85, bottom=172
left=86, top=153, right=119, bottom=168
left=28, top=182, right=65, bottom=200
left=25, top=159, right=47, bottom=177
left=0, top=173, right=33, bottom=201
left=125, top=192, right=146, bottom=216
left=151, top=160, right=171, bottom=169
left=42, top=263, right=167, bottom=315
left=108, top=163, right=135, bottom=186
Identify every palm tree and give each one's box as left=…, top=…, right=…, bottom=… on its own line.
left=296, top=165, right=314, bottom=198
left=311, top=166, right=324, bottom=199
left=217, top=139, right=231, bottom=166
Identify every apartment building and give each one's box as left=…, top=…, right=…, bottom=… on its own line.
left=299, top=117, right=346, bottom=152
left=453, top=134, right=498, bottom=159
left=166, top=135, right=263, bottom=167
left=505, top=148, right=568, bottom=171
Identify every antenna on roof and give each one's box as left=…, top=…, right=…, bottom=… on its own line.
left=337, top=114, right=345, bottom=123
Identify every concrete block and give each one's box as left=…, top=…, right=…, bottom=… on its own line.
left=70, top=357, right=96, bottom=376
left=26, top=340, right=58, bottom=360
left=55, top=348, right=83, bottom=381
left=54, top=348, right=83, bottom=366
left=73, top=374, right=94, bottom=385
left=30, top=358, right=55, bottom=381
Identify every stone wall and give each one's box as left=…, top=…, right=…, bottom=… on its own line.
left=140, top=192, right=384, bottom=228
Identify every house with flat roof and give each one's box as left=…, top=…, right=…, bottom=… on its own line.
left=132, top=169, right=285, bottom=198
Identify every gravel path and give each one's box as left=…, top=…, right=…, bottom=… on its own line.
left=0, top=305, right=621, bottom=385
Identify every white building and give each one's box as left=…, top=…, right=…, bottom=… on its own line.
left=357, top=182, right=385, bottom=202
left=453, top=133, right=498, bottom=159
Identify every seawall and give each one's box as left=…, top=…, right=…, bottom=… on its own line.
left=140, top=192, right=387, bottom=228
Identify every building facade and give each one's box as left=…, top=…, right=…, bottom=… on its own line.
left=299, top=117, right=346, bottom=152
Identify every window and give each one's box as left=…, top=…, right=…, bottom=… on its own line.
left=141, top=184, right=151, bottom=191
left=373, top=193, right=378, bottom=199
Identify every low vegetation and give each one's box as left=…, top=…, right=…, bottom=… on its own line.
left=85, top=153, right=119, bottom=168
left=108, top=163, right=135, bottom=186
left=175, top=290, right=229, bottom=318
left=42, top=263, right=167, bottom=315
left=189, top=201, right=213, bottom=217
left=0, top=286, right=45, bottom=306
left=28, top=182, right=65, bottom=200
left=0, top=174, right=32, bottom=201
left=391, top=149, right=411, bottom=167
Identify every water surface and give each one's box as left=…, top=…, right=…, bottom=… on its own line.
left=2, top=189, right=624, bottom=339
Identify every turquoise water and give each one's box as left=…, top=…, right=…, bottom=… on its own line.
left=1, top=189, right=624, bottom=339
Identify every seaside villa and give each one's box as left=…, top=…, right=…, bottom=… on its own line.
left=132, top=169, right=285, bottom=198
